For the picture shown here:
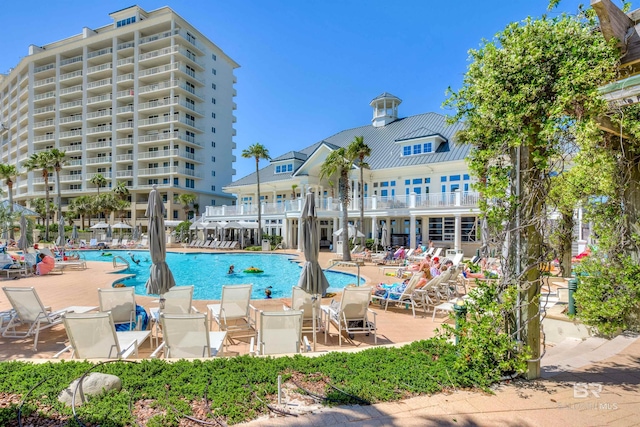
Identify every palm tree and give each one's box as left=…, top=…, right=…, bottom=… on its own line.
left=90, top=173, right=107, bottom=196
left=47, top=149, right=67, bottom=224
left=0, top=164, right=18, bottom=239
left=241, top=143, right=271, bottom=239
left=291, top=184, right=298, bottom=200
left=29, top=198, right=47, bottom=226
left=320, top=147, right=356, bottom=261
left=115, top=198, right=131, bottom=224
left=347, top=136, right=370, bottom=247
left=70, top=195, right=92, bottom=229
left=24, top=153, right=54, bottom=241
left=113, top=181, right=130, bottom=202
left=177, top=193, right=197, bottom=220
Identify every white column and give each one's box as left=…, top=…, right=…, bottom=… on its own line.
left=409, top=192, right=417, bottom=209
left=332, top=216, right=340, bottom=252
left=454, top=214, right=462, bottom=252
left=385, top=217, right=391, bottom=246
left=409, top=216, right=417, bottom=249
left=422, top=216, right=429, bottom=246
left=282, top=218, right=289, bottom=248
left=297, top=217, right=303, bottom=251
left=371, top=216, right=378, bottom=243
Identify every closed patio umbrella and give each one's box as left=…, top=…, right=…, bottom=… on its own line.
left=380, top=222, right=388, bottom=248
left=297, top=192, right=329, bottom=351
left=57, top=217, right=65, bottom=246
left=145, top=184, right=176, bottom=295
left=106, top=224, right=112, bottom=239
left=132, top=224, right=140, bottom=241
left=71, top=224, right=79, bottom=241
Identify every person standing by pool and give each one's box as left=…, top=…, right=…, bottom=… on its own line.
left=228, top=265, right=235, bottom=274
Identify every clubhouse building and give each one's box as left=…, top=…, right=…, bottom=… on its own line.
left=198, top=93, right=482, bottom=255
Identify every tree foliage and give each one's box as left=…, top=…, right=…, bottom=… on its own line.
left=445, top=13, right=621, bottom=367
left=242, top=143, right=271, bottom=238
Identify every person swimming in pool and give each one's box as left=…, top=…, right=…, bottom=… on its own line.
left=265, top=286, right=272, bottom=299
left=228, top=265, right=235, bottom=274
left=128, top=251, right=140, bottom=265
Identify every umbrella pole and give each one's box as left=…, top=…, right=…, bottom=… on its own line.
left=312, top=296, right=317, bottom=352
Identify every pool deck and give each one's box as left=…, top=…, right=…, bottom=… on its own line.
left=2, top=248, right=638, bottom=426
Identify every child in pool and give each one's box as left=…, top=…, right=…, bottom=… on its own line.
left=265, top=287, right=272, bottom=299
left=228, top=265, right=235, bottom=274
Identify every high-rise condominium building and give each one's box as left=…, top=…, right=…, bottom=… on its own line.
left=0, top=5, right=238, bottom=225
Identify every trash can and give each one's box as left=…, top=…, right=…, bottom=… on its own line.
left=261, top=239, right=271, bottom=252
left=568, top=278, right=578, bottom=315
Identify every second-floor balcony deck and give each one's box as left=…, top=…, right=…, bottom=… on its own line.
left=202, top=192, right=480, bottom=219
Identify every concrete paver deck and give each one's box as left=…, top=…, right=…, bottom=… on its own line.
left=1, top=248, right=637, bottom=426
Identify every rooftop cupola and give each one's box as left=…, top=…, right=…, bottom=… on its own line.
left=370, top=92, right=401, bottom=127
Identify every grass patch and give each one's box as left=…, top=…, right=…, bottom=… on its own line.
left=0, top=338, right=499, bottom=426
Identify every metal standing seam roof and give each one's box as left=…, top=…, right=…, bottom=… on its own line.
left=228, top=112, right=469, bottom=188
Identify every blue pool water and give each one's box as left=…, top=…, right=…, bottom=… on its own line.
left=78, top=250, right=363, bottom=300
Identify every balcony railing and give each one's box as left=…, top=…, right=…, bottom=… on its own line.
left=60, top=55, right=82, bottom=66
left=60, top=70, right=83, bottom=81
left=86, top=156, right=112, bottom=165
left=87, top=63, right=113, bottom=74
left=202, top=192, right=480, bottom=218
left=34, top=77, right=56, bottom=87
left=87, top=47, right=113, bottom=59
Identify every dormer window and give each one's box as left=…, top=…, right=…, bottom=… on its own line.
left=402, top=142, right=433, bottom=156
left=275, top=163, right=293, bottom=174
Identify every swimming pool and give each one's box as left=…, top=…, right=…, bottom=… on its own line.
left=78, top=251, right=363, bottom=300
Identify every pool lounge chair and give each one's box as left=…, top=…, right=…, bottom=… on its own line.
left=370, top=272, right=424, bottom=317
left=119, top=239, right=128, bottom=248
left=55, top=312, right=150, bottom=359
left=228, top=241, right=239, bottom=250
left=250, top=310, right=309, bottom=355
left=89, top=238, right=98, bottom=248
left=188, top=240, right=200, bottom=248
left=322, top=286, right=377, bottom=346
left=2, top=287, right=96, bottom=351
left=207, top=284, right=258, bottom=338
left=149, top=285, right=197, bottom=346
left=98, top=287, right=137, bottom=331
left=285, top=286, right=324, bottom=335
left=151, top=313, right=227, bottom=358
left=136, top=238, right=148, bottom=248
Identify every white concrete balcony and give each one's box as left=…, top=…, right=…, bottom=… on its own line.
left=60, top=70, right=83, bottom=81
left=34, top=77, right=56, bottom=88
left=60, top=55, right=82, bottom=66
left=87, top=78, right=112, bottom=89
left=86, top=156, right=112, bottom=165
left=34, top=63, right=55, bottom=73
left=86, top=125, right=112, bottom=135
left=87, top=47, right=113, bottom=59
left=87, top=63, right=113, bottom=74
left=86, top=172, right=112, bottom=180
left=60, top=129, right=84, bottom=139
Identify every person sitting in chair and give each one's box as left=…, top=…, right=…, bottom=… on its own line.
left=34, top=253, right=55, bottom=276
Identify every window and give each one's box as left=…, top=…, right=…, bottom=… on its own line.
left=441, top=176, right=447, bottom=182
left=423, top=142, right=433, bottom=153
left=461, top=217, right=477, bottom=242
left=212, top=54, right=217, bottom=60
left=212, top=83, right=217, bottom=90
left=211, top=199, right=216, bottom=206
left=449, top=175, right=461, bottom=181
left=287, top=164, right=293, bottom=172
left=463, top=174, right=470, bottom=180
left=429, top=218, right=443, bottom=241
left=413, top=187, right=421, bottom=194
left=173, top=210, right=179, bottom=219
left=275, top=165, right=281, bottom=173
left=211, top=127, right=216, bottom=133
left=211, top=156, right=216, bottom=162
left=186, top=178, right=195, bottom=188
left=212, top=113, right=216, bottom=118
left=405, top=179, right=410, bottom=185
left=212, top=98, right=216, bottom=104
left=70, top=184, right=82, bottom=190
left=413, top=144, right=422, bottom=155
left=390, top=181, right=396, bottom=186
left=412, top=178, right=422, bottom=184
left=212, top=68, right=217, bottom=75
left=381, top=182, right=389, bottom=187
left=425, top=178, right=431, bottom=183
left=212, top=141, right=216, bottom=147
left=403, top=146, right=411, bottom=156
left=174, top=178, right=179, bottom=186
left=211, top=170, right=216, bottom=176
left=211, top=185, right=216, bottom=191
left=381, top=189, right=388, bottom=197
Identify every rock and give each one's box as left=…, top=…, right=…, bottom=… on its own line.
left=58, top=373, right=122, bottom=407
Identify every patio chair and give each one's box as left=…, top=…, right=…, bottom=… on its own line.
left=250, top=310, right=309, bottom=356
left=150, top=313, right=226, bottom=359
left=136, top=238, right=148, bottom=248
left=1, top=287, right=96, bottom=351
left=188, top=239, right=200, bottom=248
left=98, top=287, right=137, bottom=331
left=228, top=241, right=239, bottom=250
left=120, top=239, right=128, bottom=248
left=89, top=238, right=98, bottom=248
left=149, top=286, right=197, bottom=346
left=322, top=286, right=377, bottom=346
left=55, top=312, right=150, bottom=359
left=206, top=284, right=258, bottom=337
left=451, top=252, right=464, bottom=266
left=370, top=272, right=424, bottom=317
left=285, top=286, right=323, bottom=335
left=111, top=239, right=119, bottom=248
left=432, top=248, right=443, bottom=258
left=413, top=273, right=450, bottom=315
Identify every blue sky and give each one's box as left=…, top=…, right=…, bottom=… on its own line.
left=0, top=0, right=586, bottom=180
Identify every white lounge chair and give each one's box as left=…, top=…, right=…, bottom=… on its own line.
left=250, top=310, right=309, bottom=356
left=322, top=286, right=377, bottom=346
left=55, top=312, right=150, bottom=359
left=370, top=272, right=424, bottom=317
left=136, top=238, right=148, bottom=248
left=286, top=286, right=323, bottom=335
left=120, top=239, right=128, bottom=248
left=150, top=313, right=227, bottom=359
left=98, top=287, right=137, bottom=331
left=207, top=284, right=258, bottom=337
left=149, top=286, right=197, bottom=346
left=1, top=287, right=96, bottom=351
